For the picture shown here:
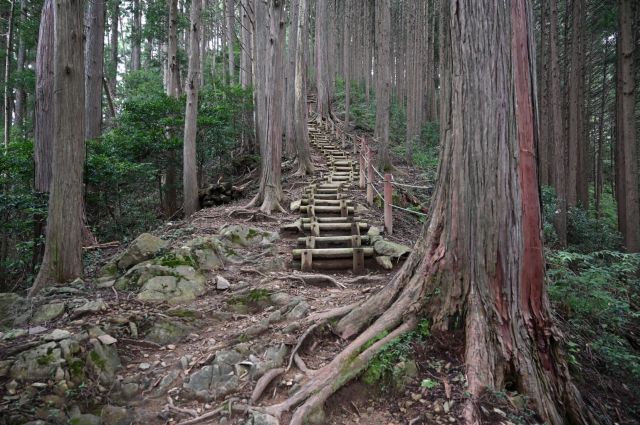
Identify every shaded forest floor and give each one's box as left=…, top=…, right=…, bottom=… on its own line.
left=0, top=136, right=638, bottom=425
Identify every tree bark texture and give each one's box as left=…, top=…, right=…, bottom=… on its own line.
left=549, top=0, right=567, bottom=246
left=3, top=0, right=15, bottom=149
left=226, top=0, right=235, bottom=83
left=109, top=0, right=119, bottom=97
left=374, top=0, right=392, bottom=169
left=35, top=0, right=54, bottom=193
left=293, top=0, right=312, bottom=175
left=342, top=0, right=350, bottom=128
left=84, top=0, right=105, bottom=140
left=131, top=0, right=142, bottom=71
left=183, top=0, right=202, bottom=217
left=31, top=0, right=86, bottom=296
left=284, top=0, right=299, bottom=158
left=616, top=0, right=639, bottom=251
left=14, top=0, right=27, bottom=130
left=314, top=0, right=329, bottom=118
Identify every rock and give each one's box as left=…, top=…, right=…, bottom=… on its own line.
left=156, top=370, right=180, bottom=393
left=145, top=318, right=191, bottom=345
left=290, top=200, right=301, bottom=212
left=252, top=344, right=288, bottom=378
left=373, top=240, right=411, bottom=259
left=216, top=275, right=231, bottom=290
left=220, top=224, right=279, bottom=247
left=137, top=275, right=206, bottom=305
left=367, top=226, right=382, bottom=237
left=138, top=363, right=150, bottom=370
left=117, top=233, right=168, bottom=270
left=215, top=350, right=243, bottom=366
left=375, top=256, right=394, bottom=270
left=98, top=260, right=120, bottom=279
left=44, top=329, right=72, bottom=341
left=119, top=382, right=139, bottom=400
left=87, top=339, right=122, bottom=385
left=97, top=334, right=118, bottom=345
left=70, top=414, right=103, bottom=425
left=244, top=322, right=269, bottom=337
left=32, top=302, right=66, bottom=324
left=0, top=293, right=26, bottom=329
left=267, top=310, right=282, bottom=323
left=101, top=405, right=132, bottom=425
left=392, top=360, right=418, bottom=390
left=96, top=278, right=116, bottom=288
left=245, top=412, right=280, bottom=425
left=2, top=328, right=27, bottom=339
left=184, top=237, right=225, bottom=271
left=0, top=360, right=12, bottom=377
left=305, top=407, right=326, bottom=425
left=73, top=300, right=108, bottom=317
left=183, top=363, right=239, bottom=401
left=257, top=256, right=287, bottom=272
left=286, top=301, right=310, bottom=320
left=10, top=342, right=63, bottom=381
left=270, top=292, right=291, bottom=306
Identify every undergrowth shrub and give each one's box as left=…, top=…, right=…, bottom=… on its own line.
left=547, top=250, right=640, bottom=385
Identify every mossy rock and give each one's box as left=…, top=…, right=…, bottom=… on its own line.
left=31, top=302, right=66, bottom=324
left=137, top=275, right=206, bottom=305
left=220, top=224, right=279, bottom=248
left=87, top=340, right=121, bottom=385
left=145, top=317, right=192, bottom=345
left=9, top=342, right=63, bottom=381
left=0, top=293, right=26, bottom=330
left=117, top=233, right=168, bottom=270
left=373, top=239, right=411, bottom=259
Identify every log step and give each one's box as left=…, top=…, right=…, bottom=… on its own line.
left=292, top=247, right=374, bottom=259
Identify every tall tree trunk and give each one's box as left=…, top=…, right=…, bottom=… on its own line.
left=240, top=0, right=253, bottom=87
left=163, top=0, right=180, bottom=217
left=3, top=0, right=15, bottom=150
left=14, top=0, right=27, bottom=130
left=131, top=0, right=142, bottom=71
left=183, top=0, right=202, bottom=217
left=35, top=0, right=54, bottom=194
left=293, top=0, right=312, bottom=175
left=31, top=0, right=86, bottom=296
left=226, top=0, right=235, bottom=83
left=374, top=0, right=392, bottom=169
left=594, top=40, right=610, bottom=218
left=84, top=0, right=105, bottom=140
left=315, top=0, right=329, bottom=118
left=616, top=0, right=639, bottom=251
left=260, top=2, right=592, bottom=425
left=109, top=0, right=119, bottom=97
left=405, top=0, right=417, bottom=161
left=284, top=0, right=299, bottom=158
left=567, top=0, right=586, bottom=208
left=549, top=0, right=567, bottom=246
left=342, top=0, right=350, bottom=128
left=247, top=0, right=284, bottom=213
left=538, top=0, right=551, bottom=186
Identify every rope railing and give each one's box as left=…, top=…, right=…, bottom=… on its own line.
left=328, top=129, right=431, bottom=235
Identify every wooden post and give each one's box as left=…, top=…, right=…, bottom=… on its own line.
left=384, top=173, right=393, bottom=235
left=367, top=146, right=374, bottom=205
left=301, top=250, right=313, bottom=271
left=359, top=139, right=365, bottom=189
left=352, top=248, right=365, bottom=274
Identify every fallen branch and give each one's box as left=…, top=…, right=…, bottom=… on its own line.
left=167, top=396, right=198, bottom=417
left=83, top=241, right=120, bottom=251
left=250, top=367, right=285, bottom=404
left=343, top=274, right=386, bottom=285
left=176, top=398, right=238, bottom=425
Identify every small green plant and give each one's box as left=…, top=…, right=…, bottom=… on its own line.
left=420, top=378, right=439, bottom=389
left=158, top=252, right=197, bottom=268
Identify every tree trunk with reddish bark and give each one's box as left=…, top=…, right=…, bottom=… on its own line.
left=261, top=2, right=593, bottom=424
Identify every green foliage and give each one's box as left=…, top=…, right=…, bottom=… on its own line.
left=541, top=186, right=621, bottom=252
left=362, top=319, right=430, bottom=389
left=547, top=250, right=640, bottom=383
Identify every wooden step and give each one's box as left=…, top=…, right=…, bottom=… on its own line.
left=297, top=235, right=371, bottom=247
left=292, top=247, right=374, bottom=259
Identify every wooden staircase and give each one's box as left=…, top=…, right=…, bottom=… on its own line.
left=286, top=121, right=373, bottom=274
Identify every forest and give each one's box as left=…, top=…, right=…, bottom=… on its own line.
left=0, top=0, right=638, bottom=424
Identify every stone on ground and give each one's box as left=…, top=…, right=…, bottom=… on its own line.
left=116, top=233, right=168, bottom=270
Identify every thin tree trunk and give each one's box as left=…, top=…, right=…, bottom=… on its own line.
left=284, top=0, right=299, bottom=158
left=164, top=0, right=180, bottom=217
left=226, top=0, right=235, bottom=83
left=131, top=0, right=142, bottom=71
left=342, top=0, right=350, bottom=129
left=315, top=0, right=329, bottom=118
left=183, top=0, right=202, bottom=216
left=31, top=0, right=86, bottom=296
left=293, top=0, right=313, bottom=176
left=35, top=0, right=54, bottom=193
left=84, top=0, right=105, bottom=140
left=567, top=0, right=585, bottom=208
left=374, top=0, right=392, bottom=169
left=549, top=0, right=567, bottom=246
left=109, top=0, right=119, bottom=97
left=14, top=0, right=27, bottom=130
left=3, top=0, right=15, bottom=150
left=594, top=40, right=610, bottom=218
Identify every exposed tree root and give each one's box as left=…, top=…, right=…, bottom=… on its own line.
left=251, top=368, right=285, bottom=404
left=286, top=323, right=320, bottom=372
left=293, top=353, right=316, bottom=376
left=284, top=273, right=346, bottom=289
left=175, top=397, right=237, bottom=425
